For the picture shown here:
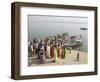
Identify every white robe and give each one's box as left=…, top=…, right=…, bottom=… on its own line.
left=46, top=45, right=51, bottom=58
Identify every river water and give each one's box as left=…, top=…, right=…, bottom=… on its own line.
left=28, top=15, right=88, bottom=52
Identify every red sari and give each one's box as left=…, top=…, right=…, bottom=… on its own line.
left=57, top=47, right=62, bottom=58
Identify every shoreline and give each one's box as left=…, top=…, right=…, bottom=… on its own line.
left=28, top=50, right=88, bottom=67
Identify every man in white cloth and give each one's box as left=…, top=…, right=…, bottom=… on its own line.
left=46, top=43, right=51, bottom=58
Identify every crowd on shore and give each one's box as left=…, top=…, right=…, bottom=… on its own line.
left=28, top=37, right=70, bottom=64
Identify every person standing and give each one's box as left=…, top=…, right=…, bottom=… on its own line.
left=50, top=44, right=54, bottom=58
left=30, top=43, right=34, bottom=56
left=64, top=46, right=68, bottom=60
left=39, top=47, right=45, bottom=64
left=76, top=52, right=79, bottom=61
left=61, top=45, right=68, bottom=59
left=61, top=46, right=65, bottom=59
left=54, top=46, right=58, bottom=62
left=46, top=44, right=51, bottom=58
left=57, top=44, right=62, bottom=58
left=37, top=42, right=43, bottom=59
left=76, top=49, right=80, bottom=61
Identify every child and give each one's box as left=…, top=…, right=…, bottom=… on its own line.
left=76, top=49, right=80, bottom=61
left=76, top=52, right=79, bottom=61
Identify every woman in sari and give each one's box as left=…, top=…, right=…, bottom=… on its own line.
left=62, top=45, right=68, bottom=59
left=54, top=45, right=58, bottom=62
left=64, top=46, right=68, bottom=60
left=50, top=44, right=54, bottom=58
left=57, top=44, right=62, bottom=58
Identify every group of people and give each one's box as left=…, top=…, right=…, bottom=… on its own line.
left=28, top=37, right=69, bottom=64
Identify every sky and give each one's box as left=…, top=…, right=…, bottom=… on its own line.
left=28, top=15, right=88, bottom=41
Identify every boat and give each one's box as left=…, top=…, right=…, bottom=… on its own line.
left=80, top=28, right=88, bottom=30
left=62, top=35, right=84, bottom=49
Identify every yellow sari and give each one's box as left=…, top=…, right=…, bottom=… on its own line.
left=64, top=48, right=68, bottom=59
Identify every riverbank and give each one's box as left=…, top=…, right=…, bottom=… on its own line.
left=28, top=50, right=88, bottom=66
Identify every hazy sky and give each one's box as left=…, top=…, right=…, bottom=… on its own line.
left=28, top=15, right=88, bottom=41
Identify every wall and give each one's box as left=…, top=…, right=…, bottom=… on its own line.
left=0, top=0, right=100, bottom=82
